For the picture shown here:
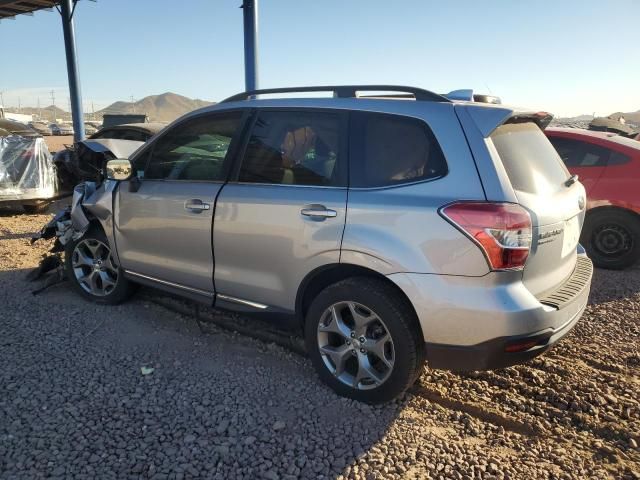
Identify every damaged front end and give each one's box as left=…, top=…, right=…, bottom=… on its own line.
left=30, top=138, right=140, bottom=282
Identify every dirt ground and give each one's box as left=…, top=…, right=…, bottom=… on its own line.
left=0, top=207, right=639, bottom=479
left=43, top=135, right=74, bottom=154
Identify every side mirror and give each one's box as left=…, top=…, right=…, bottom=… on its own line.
left=106, top=159, right=133, bottom=181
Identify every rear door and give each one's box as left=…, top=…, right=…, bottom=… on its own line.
left=114, top=111, right=244, bottom=295
left=489, top=122, right=586, bottom=298
left=213, top=109, right=348, bottom=311
left=547, top=135, right=609, bottom=194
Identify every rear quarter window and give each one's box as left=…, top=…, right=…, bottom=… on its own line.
left=491, top=122, right=569, bottom=194
left=350, top=112, right=447, bottom=188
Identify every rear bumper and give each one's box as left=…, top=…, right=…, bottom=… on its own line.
left=388, top=251, right=593, bottom=371
left=424, top=297, right=586, bottom=370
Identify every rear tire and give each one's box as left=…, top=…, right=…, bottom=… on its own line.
left=64, top=227, right=136, bottom=304
left=582, top=209, right=640, bottom=269
left=305, top=276, right=424, bottom=404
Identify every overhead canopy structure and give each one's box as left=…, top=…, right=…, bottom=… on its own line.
left=2, top=1, right=259, bottom=142
left=0, top=0, right=60, bottom=18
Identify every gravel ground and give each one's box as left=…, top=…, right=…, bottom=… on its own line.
left=1, top=209, right=639, bottom=479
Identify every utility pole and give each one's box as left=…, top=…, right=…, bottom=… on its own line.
left=50, top=90, right=56, bottom=122
left=0, top=91, right=4, bottom=107
left=17, top=97, right=21, bottom=113
left=37, top=98, right=41, bottom=120
left=130, top=95, right=135, bottom=113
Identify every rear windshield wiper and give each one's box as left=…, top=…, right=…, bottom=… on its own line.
left=564, top=174, right=579, bottom=187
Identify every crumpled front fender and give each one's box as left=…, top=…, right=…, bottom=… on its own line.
left=76, top=180, right=119, bottom=264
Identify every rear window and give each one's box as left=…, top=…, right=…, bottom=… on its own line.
left=350, top=112, right=447, bottom=188
left=491, top=122, right=570, bottom=194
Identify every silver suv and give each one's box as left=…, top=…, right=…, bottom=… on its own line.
left=65, top=86, right=593, bottom=403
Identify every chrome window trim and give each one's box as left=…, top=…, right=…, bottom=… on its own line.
left=227, top=181, right=347, bottom=190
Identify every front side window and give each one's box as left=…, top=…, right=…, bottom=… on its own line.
left=239, top=110, right=343, bottom=186
left=350, top=112, right=447, bottom=188
left=144, top=112, right=242, bottom=181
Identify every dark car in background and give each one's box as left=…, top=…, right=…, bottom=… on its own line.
left=53, top=122, right=165, bottom=192
left=90, top=122, right=165, bottom=142
left=546, top=127, right=640, bottom=269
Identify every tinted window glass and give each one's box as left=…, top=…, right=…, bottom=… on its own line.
left=608, top=150, right=631, bottom=166
left=239, top=111, right=342, bottom=186
left=350, top=112, right=447, bottom=188
left=491, top=123, right=569, bottom=194
left=548, top=137, right=610, bottom=167
left=144, top=112, right=241, bottom=181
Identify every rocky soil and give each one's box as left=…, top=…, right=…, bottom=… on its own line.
left=0, top=209, right=639, bottom=479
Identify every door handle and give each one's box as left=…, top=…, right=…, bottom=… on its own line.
left=185, top=199, right=210, bottom=213
left=301, top=204, right=337, bottom=219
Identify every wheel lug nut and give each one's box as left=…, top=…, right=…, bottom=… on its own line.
left=352, top=350, right=357, bottom=356
left=360, top=348, right=366, bottom=354
left=350, top=332, right=355, bottom=338
left=346, top=341, right=351, bottom=345
left=359, top=336, right=365, bottom=343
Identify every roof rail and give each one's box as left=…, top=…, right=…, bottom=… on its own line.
left=221, top=85, right=451, bottom=103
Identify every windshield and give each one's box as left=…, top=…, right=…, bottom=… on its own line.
left=491, top=122, right=570, bottom=195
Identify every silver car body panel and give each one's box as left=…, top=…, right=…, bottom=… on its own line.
left=213, top=183, right=347, bottom=312
left=388, top=255, right=590, bottom=345
left=342, top=102, right=489, bottom=276
left=114, top=179, right=223, bottom=294
left=56, top=93, right=591, bottom=364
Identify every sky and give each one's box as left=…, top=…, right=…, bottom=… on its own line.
left=0, top=0, right=638, bottom=117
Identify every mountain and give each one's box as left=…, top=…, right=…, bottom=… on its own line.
left=97, top=92, right=214, bottom=122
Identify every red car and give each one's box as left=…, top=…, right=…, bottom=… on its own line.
left=546, top=127, right=640, bottom=269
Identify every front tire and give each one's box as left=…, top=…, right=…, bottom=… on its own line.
left=582, top=209, right=640, bottom=269
left=305, top=277, right=424, bottom=404
left=64, top=228, right=135, bottom=304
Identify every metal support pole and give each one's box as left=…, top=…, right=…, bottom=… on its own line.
left=60, top=0, right=85, bottom=142
left=242, top=0, right=259, bottom=92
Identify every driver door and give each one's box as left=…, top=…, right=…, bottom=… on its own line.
left=114, top=111, right=244, bottom=298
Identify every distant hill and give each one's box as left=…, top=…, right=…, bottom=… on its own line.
left=98, top=92, right=214, bottom=122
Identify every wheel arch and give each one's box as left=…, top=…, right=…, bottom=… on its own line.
left=586, top=204, right=640, bottom=221
left=295, top=263, right=424, bottom=338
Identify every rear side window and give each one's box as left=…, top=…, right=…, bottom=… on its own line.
left=350, top=112, right=447, bottom=188
left=491, top=122, right=569, bottom=194
left=239, top=110, right=344, bottom=186
left=548, top=137, right=611, bottom=167
left=608, top=151, right=631, bottom=166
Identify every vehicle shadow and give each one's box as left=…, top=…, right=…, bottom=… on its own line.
left=1, top=266, right=404, bottom=479
left=588, top=265, right=640, bottom=304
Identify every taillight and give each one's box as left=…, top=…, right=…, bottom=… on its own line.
left=440, top=202, right=532, bottom=271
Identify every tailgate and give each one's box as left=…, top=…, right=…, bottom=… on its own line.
left=489, top=121, right=586, bottom=298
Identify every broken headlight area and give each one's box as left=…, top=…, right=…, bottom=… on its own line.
left=28, top=181, right=99, bottom=283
